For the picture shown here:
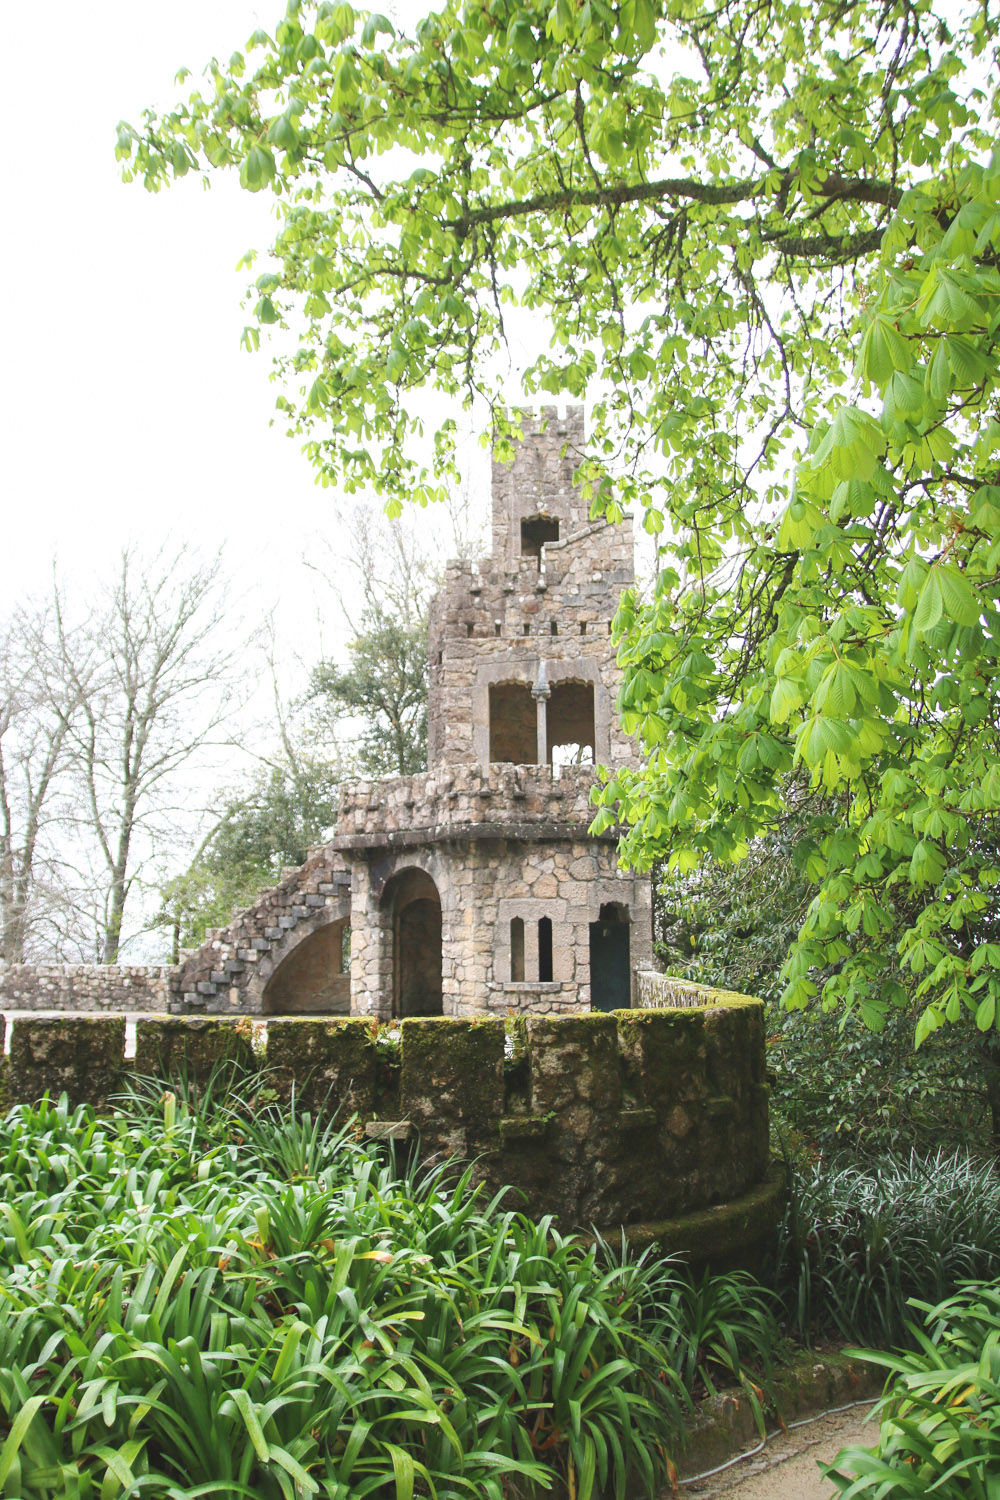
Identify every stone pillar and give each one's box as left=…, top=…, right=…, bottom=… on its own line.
left=532, top=659, right=550, bottom=766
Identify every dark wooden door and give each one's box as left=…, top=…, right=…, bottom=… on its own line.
left=589, top=919, right=630, bottom=1011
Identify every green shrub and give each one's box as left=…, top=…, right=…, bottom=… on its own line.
left=826, top=1282, right=1000, bottom=1498
left=776, top=1150, right=1000, bottom=1346
left=0, top=1084, right=780, bottom=1500
left=767, top=1006, right=989, bottom=1157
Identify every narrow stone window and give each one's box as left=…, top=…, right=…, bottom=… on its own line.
left=510, top=917, right=525, bottom=981
left=495, top=621, right=501, bottom=636
left=579, top=622, right=587, bottom=636
left=608, top=621, right=613, bottom=635
left=467, top=621, right=474, bottom=637
left=538, top=917, right=553, bottom=982
left=550, top=620, right=558, bottom=636
left=522, top=622, right=530, bottom=636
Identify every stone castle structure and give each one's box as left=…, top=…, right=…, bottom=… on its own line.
left=1, top=407, right=652, bottom=1018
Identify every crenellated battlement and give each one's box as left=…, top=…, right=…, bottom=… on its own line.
left=334, top=762, right=607, bottom=850
left=0, top=991, right=779, bottom=1260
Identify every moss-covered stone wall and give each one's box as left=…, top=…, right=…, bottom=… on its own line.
left=7, top=1016, right=128, bottom=1110
left=1, top=994, right=771, bottom=1242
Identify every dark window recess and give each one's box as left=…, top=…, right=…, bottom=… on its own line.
left=538, top=917, right=553, bottom=982
left=547, top=680, right=596, bottom=766
left=495, top=621, right=501, bottom=636
left=489, top=682, right=537, bottom=763
left=467, top=621, right=474, bottom=637
left=580, top=622, right=587, bottom=636
left=521, top=516, right=560, bottom=560
left=510, top=917, right=525, bottom=981
left=522, top=622, right=531, bottom=635
left=550, top=620, right=558, bottom=636
left=590, top=904, right=630, bottom=1012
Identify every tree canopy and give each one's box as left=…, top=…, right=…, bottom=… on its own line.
left=309, top=607, right=428, bottom=777
left=120, top=0, right=1000, bottom=1041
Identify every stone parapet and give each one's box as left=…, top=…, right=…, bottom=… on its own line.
left=334, top=763, right=605, bottom=850
left=0, top=993, right=773, bottom=1253
left=636, top=972, right=717, bottom=1009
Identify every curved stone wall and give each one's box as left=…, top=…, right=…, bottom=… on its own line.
left=0, top=989, right=774, bottom=1257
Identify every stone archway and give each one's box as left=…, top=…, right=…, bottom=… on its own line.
left=260, top=916, right=351, bottom=1014
left=382, top=867, right=443, bottom=1018
left=589, top=902, right=631, bottom=1013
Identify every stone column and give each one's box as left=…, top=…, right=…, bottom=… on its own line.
left=532, top=659, right=550, bottom=766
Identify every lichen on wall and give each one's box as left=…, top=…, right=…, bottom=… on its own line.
left=7, top=1016, right=128, bottom=1110
left=0, top=992, right=776, bottom=1257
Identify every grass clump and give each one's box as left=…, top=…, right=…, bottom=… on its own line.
left=776, top=1148, right=1000, bottom=1347
left=0, top=1079, right=779, bottom=1500
left=826, top=1282, right=1000, bottom=1498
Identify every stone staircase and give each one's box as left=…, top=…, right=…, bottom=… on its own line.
left=174, top=845, right=352, bottom=1013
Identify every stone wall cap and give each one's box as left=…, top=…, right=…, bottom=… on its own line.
left=333, top=820, right=611, bottom=852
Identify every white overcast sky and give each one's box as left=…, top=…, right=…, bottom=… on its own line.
left=1, top=0, right=474, bottom=643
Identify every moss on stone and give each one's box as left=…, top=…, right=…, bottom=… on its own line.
left=607, top=1161, right=787, bottom=1271
left=266, top=1017, right=376, bottom=1119
left=134, top=1017, right=256, bottom=1080
left=1, top=987, right=774, bottom=1266
left=8, top=1016, right=127, bottom=1110
left=400, top=1017, right=504, bottom=1156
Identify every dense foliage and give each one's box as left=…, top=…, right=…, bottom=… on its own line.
left=309, top=607, right=428, bottom=778
left=119, top=0, right=1000, bottom=1041
left=776, top=1150, right=1000, bottom=1347
left=654, top=829, right=994, bottom=1153
left=0, top=1084, right=781, bottom=1499
left=827, top=1282, right=1000, bottom=1499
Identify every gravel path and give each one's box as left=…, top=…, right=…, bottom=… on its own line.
left=677, top=1402, right=879, bottom=1499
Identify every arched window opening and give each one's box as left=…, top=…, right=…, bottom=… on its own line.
left=547, top=681, right=595, bottom=768
left=510, top=917, right=525, bottom=982
left=489, top=682, right=537, bottom=764
left=538, top=917, right=553, bottom=983
left=521, top=516, right=560, bottom=562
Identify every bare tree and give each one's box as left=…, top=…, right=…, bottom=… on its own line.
left=48, top=547, right=243, bottom=963
left=0, top=603, right=79, bottom=963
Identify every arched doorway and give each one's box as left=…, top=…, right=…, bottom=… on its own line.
left=589, top=902, right=631, bottom=1012
left=383, top=868, right=443, bottom=1017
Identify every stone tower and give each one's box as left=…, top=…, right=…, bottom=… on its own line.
left=427, top=405, right=636, bottom=772
left=0, top=407, right=653, bottom=1020
left=333, top=406, right=652, bottom=1018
